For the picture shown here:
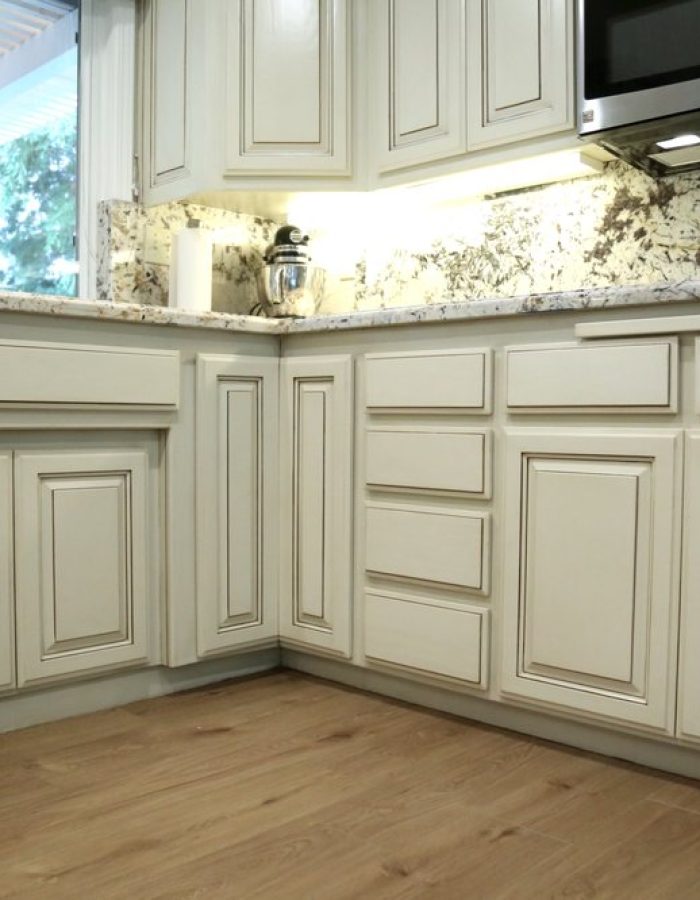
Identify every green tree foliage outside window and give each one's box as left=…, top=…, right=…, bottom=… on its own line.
left=0, top=117, right=78, bottom=297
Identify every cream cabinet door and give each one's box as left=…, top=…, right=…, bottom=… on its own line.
left=0, top=453, right=14, bottom=691
left=225, top=0, right=350, bottom=175
left=678, top=433, right=700, bottom=743
left=502, top=429, right=680, bottom=734
left=141, top=0, right=201, bottom=202
left=372, top=0, right=466, bottom=173
left=196, top=355, right=279, bottom=656
left=466, top=0, right=573, bottom=149
left=279, top=356, right=353, bottom=657
left=15, top=448, right=152, bottom=686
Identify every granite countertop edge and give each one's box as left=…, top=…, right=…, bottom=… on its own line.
left=0, top=280, right=699, bottom=335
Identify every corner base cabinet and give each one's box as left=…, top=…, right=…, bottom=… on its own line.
left=502, top=429, right=681, bottom=735
left=279, top=355, right=353, bottom=657
left=14, top=445, right=157, bottom=687
left=195, top=355, right=279, bottom=656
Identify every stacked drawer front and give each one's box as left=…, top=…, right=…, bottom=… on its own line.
left=362, top=349, right=492, bottom=688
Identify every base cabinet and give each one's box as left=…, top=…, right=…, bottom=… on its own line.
left=679, top=433, right=700, bottom=743
left=502, top=429, right=681, bottom=734
left=279, top=356, right=353, bottom=657
left=14, top=447, right=154, bottom=687
left=0, top=454, right=13, bottom=691
left=195, top=355, right=279, bottom=656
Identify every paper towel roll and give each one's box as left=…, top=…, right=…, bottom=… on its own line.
left=169, top=221, right=213, bottom=311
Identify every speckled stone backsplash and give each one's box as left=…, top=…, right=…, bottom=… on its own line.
left=97, top=200, right=280, bottom=313
left=340, top=161, right=700, bottom=313
left=97, top=160, right=700, bottom=316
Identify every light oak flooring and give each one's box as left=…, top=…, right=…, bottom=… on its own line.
left=2, top=671, right=700, bottom=900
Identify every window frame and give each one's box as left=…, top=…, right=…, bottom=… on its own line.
left=78, top=0, right=137, bottom=300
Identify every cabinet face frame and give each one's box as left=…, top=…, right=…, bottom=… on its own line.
left=466, top=0, right=574, bottom=150
left=502, top=428, right=681, bottom=734
left=14, top=447, right=154, bottom=687
left=225, top=0, right=350, bottom=175
left=195, top=355, right=280, bottom=656
left=279, top=355, right=353, bottom=657
left=0, top=453, right=14, bottom=692
left=371, top=0, right=466, bottom=173
left=678, top=432, right=700, bottom=743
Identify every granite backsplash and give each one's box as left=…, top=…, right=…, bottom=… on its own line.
left=97, top=161, right=700, bottom=315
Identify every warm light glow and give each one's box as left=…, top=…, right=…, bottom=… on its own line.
left=656, top=134, right=700, bottom=150
left=286, top=150, right=605, bottom=278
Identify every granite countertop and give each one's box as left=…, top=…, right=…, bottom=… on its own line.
left=1, top=280, right=699, bottom=335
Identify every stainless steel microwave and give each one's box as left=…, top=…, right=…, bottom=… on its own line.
left=578, top=0, right=700, bottom=176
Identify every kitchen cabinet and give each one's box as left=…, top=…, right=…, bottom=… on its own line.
left=0, top=453, right=13, bottom=692
left=195, top=355, right=279, bottom=656
left=678, top=433, right=700, bottom=743
left=141, top=0, right=202, bottom=203
left=371, top=0, right=466, bottom=173
left=279, top=356, right=353, bottom=657
left=501, top=429, right=681, bottom=734
left=140, top=0, right=350, bottom=202
left=14, top=445, right=156, bottom=687
left=224, top=0, right=350, bottom=175
left=466, top=0, right=574, bottom=150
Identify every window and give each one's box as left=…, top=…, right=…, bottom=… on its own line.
left=0, top=0, right=136, bottom=301
left=0, top=1, right=79, bottom=296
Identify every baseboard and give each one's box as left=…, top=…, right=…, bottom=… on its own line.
left=0, top=648, right=281, bottom=734
left=281, top=649, right=700, bottom=781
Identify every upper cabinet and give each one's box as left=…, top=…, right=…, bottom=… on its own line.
left=140, top=0, right=351, bottom=203
left=371, top=0, right=466, bottom=173
left=140, top=0, right=203, bottom=203
left=225, top=0, right=350, bottom=175
left=466, top=0, right=574, bottom=150
left=139, top=0, right=576, bottom=199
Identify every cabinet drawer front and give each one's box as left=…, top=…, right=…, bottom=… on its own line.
left=0, top=341, right=179, bottom=407
left=365, top=590, right=487, bottom=686
left=365, top=350, right=490, bottom=412
left=366, top=503, right=488, bottom=592
left=366, top=428, right=489, bottom=496
left=506, top=340, right=676, bottom=411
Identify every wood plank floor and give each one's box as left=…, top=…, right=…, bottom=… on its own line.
left=1, top=671, right=700, bottom=900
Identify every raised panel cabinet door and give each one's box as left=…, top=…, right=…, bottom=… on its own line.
left=372, top=0, right=466, bottom=172
left=279, top=356, right=353, bottom=657
left=0, top=453, right=14, bottom=691
left=678, top=433, right=700, bottom=743
left=502, top=429, right=681, bottom=734
left=466, top=0, right=574, bottom=149
left=14, top=449, right=152, bottom=686
left=225, top=0, right=350, bottom=174
left=196, top=355, right=279, bottom=656
left=142, top=0, right=192, bottom=189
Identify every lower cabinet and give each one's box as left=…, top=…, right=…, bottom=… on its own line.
left=279, top=356, right=353, bottom=657
left=678, top=433, right=700, bottom=743
left=195, top=355, right=279, bottom=655
left=502, top=429, right=681, bottom=734
left=14, top=446, right=154, bottom=686
left=0, top=453, right=14, bottom=691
